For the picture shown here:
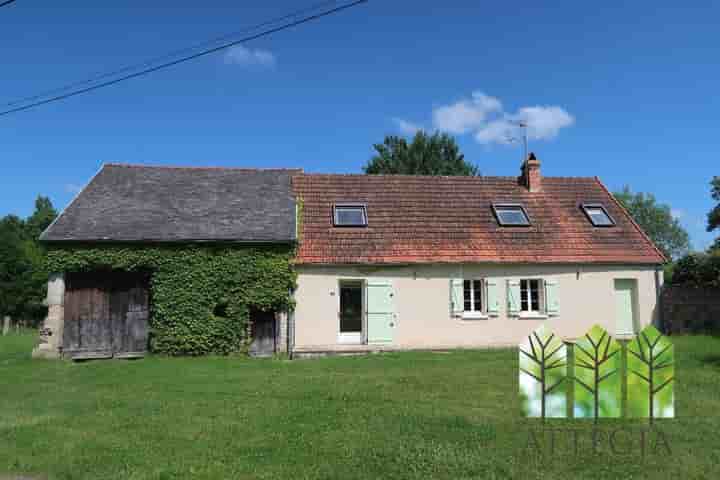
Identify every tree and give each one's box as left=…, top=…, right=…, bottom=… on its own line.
left=0, top=218, right=33, bottom=317
left=364, top=131, right=479, bottom=176
left=614, top=187, right=690, bottom=260
left=707, top=176, right=720, bottom=250
left=25, top=195, right=57, bottom=240
left=0, top=196, right=58, bottom=323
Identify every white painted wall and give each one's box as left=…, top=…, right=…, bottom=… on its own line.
left=292, top=263, right=661, bottom=352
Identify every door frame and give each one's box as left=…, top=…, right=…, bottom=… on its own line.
left=337, top=279, right=366, bottom=344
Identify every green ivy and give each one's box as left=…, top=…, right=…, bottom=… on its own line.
left=45, top=244, right=296, bottom=356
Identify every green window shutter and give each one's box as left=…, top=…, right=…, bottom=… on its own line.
left=450, top=278, right=463, bottom=316
left=507, top=280, right=521, bottom=315
left=486, top=279, right=500, bottom=315
left=367, top=280, right=395, bottom=344
left=545, top=280, right=559, bottom=316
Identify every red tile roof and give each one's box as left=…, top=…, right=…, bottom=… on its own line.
left=293, top=174, right=666, bottom=265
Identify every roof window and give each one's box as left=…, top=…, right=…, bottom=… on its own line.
left=493, top=204, right=531, bottom=226
left=333, top=204, right=368, bottom=227
left=582, top=204, right=615, bottom=227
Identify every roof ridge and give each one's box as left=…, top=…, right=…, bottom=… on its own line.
left=295, top=172, right=598, bottom=181
left=104, top=163, right=303, bottom=172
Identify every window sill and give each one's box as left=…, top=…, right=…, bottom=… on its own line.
left=461, top=312, right=489, bottom=320
left=517, top=313, right=549, bottom=320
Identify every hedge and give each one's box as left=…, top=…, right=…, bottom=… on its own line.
left=45, top=244, right=296, bottom=356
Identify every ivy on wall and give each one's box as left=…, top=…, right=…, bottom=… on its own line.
left=45, top=244, right=296, bottom=356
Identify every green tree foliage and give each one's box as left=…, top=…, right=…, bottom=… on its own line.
left=519, top=325, right=567, bottom=418
left=707, top=176, right=720, bottom=249
left=573, top=325, right=621, bottom=420
left=627, top=325, right=674, bottom=421
left=614, top=186, right=690, bottom=260
left=0, top=220, right=33, bottom=316
left=363, top=131, right=479, bottom=176
left=25, top=196, right=58, bottom=240
left=45, top=245, right=296, bottom=356
left=0, top=197, right=58, bottom=321
left=670, top=251, right=720, bottom=287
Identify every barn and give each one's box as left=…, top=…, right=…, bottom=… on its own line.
left=33, top=164, right=298, bottom=360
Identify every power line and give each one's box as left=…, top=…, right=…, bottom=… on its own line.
left=3, top=0, right=340, bottom=109
left=0, top=0, right=17, bottom=7
left=0, top=0, right=368, bottom=117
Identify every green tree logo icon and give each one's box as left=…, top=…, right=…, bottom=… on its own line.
left=627, top=325, right=674, bottom=420
left=519, top=325, right=567, bottom=418
left=573, top=325, right=622, bottom=419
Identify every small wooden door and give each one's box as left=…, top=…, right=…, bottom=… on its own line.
left=614, top=279, right=637, bottom=336
left=63, top=272, right=149, bottom=360
left=111, top=283, right=150, bottom=358
left=249, top=310, right=277, bottom=356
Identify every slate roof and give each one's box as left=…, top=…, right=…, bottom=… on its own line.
left=293, top=174, right=666, bottom=265
left=41, top=164, right=299, bottom=243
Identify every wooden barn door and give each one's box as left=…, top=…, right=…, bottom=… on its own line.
left=63, top=272, right=149, bottom=360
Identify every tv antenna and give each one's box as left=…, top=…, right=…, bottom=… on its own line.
left=505, top=121, right=528, bottom=162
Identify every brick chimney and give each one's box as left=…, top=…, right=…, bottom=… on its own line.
left=520, top=152, right=541, bottom=192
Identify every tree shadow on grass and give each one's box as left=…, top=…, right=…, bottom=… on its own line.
left=699, top=354, right=720, bottom=367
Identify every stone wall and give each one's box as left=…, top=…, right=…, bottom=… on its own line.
left=32, top=273, right=65, bottom=359
left=661, top=285, right=720, bottom=334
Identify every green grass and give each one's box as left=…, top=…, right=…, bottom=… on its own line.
left=1, top=332, right=719, bottom=480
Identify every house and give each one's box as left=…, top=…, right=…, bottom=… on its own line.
left=33, top=164, right=298, bottom=359
left=290, top=154, right=665, bottom=355
left=33, top=154, right=666, bottom=359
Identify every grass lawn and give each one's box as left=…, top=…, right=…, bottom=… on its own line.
left=1, top=332, right=719, bottom=480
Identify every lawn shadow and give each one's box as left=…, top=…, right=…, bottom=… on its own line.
left=699, top=354, right=720, bottom=367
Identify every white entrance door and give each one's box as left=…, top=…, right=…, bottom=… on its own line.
left=614, top=279, right=637, bottom=336
left=338, top=281, right=363, bottom=344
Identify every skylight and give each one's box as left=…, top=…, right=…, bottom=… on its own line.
left=333, top=204, right=368, bottom=227
left=582, top=204, right=615, bottom=227
left=493, top=204, right=531, bottom=226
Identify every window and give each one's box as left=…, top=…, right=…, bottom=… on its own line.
left=333, top=204, right=367, bottom=227
left=463, top=280, right=484, bottom=313
left=520, top=279, right=543, bottom=313
left=493, top=204, right=531, bottom=226
left=582, top=204, right=615, bottom=227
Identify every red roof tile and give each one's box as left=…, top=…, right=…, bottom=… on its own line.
left=293, top=174, right=666, bottom=265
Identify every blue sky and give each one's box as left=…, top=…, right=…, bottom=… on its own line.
left=1, top=1, right=718, bottom=249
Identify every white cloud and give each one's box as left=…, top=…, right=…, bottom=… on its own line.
left=474, top=118, right=517, bottom=145
left=432, top=91, right=502, bottom=134
left=392, top=118, right=422, bottom=135
left=516, top=106, right=575, bottom=141
left=396, top=91, right=575, bottom=145
left=223, top=45, right=276, bottom=68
